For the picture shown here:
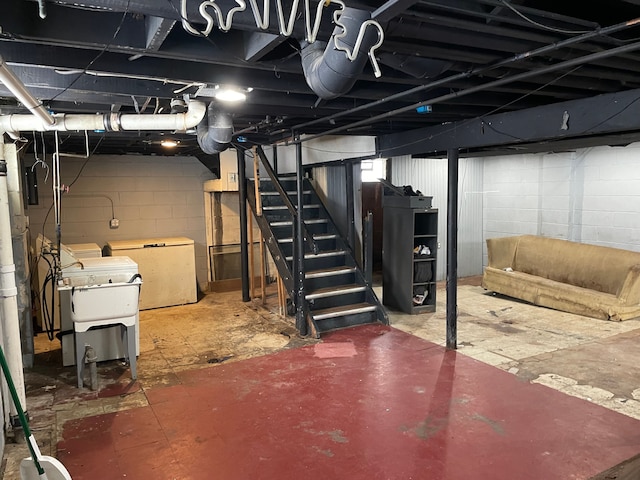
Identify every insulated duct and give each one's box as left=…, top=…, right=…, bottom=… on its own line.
left=301, top=7, right=379, bottom=100
left=197, top=103, right=233, bottom=155
left=0, top=100, right=206, bottom=134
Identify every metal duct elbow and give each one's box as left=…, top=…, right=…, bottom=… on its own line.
left=301, top=8, right=380, bottom=100
left=197, top=103, right=233, bottom=155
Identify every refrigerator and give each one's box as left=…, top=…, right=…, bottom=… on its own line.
left=105, top=237, right=197, bottom=310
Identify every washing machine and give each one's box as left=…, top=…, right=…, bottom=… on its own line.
left=59, top=256, right=140, bottom=366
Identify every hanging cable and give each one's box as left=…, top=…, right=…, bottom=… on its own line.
left=499, top=0, right=590, bottom=35
left=49, top=0, right=132, bottom=103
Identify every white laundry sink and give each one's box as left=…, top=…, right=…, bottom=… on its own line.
left=59, top=279, right=142, bottom=323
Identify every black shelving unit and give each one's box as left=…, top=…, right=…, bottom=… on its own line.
left=382, top=197, right=438, bottom=314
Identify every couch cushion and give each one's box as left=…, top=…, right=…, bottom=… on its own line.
left=483, top=267, right=640, bottom=321
left=513, top=235, right=640, bottom=296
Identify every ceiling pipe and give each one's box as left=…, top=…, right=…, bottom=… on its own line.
left=291, top=15, right=640, bottom=132
left=0, top=55, right=55, bottom=127
left=301, top=7, right=381, bottom=100
left=197, top=102, right=233, bottom=155
left=0, top=100, right=206, bottom=135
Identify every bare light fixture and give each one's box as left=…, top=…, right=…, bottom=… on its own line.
left=161, top=139, right=179, bottom=148
left=213, top=85, right=252, bottom=103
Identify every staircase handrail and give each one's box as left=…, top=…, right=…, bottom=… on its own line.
left=255, top=146, right=318, bottom=254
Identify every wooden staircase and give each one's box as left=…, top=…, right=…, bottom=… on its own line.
left=247, top=176, right=388, bottom=337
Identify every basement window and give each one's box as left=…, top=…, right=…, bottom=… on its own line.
left=361, top=158, right=386, bottom=183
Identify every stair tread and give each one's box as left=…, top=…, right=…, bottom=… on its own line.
left=285, top=249, right=345, bottom=261
left=306, top=284, right=366, bottom=300
left=261, top=190, right=312, bottom=196
left=279, top=234, right=337, bottom=243
left=306, top=265, right=356, bottom=278
left=271, top=218, right=328, bottom=227
left=311, top=302, right=377, bottom=320
left=263, top=204, right=320, bottom=210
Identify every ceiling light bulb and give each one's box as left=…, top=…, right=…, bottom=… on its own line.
left=214, top=85, right=247, bottom=103
left=161, top=140, right=179, bottom=148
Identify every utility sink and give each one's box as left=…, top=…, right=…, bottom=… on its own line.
left=59, top=279, right=142, bottom=324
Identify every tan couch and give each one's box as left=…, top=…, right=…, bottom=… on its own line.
left=482, top=235, right=640, bottom=321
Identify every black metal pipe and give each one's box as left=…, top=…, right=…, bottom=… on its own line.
left=446, top=149, right=459, bottom=350
left=237, top=147, right=250, bottom=302
left=295, top=139, right=307, bottom=335
left=292, top=18, right=640, bottom=137
left=345, top=163, right=356, bottom=258
left=364, top=211, right=373, bottom=286
left=273, top=144, right=278, bottom=176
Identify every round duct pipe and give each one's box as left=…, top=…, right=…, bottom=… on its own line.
left=197, top=103, right=233, bottom=155
left=301, top=7, right=379, bottom=100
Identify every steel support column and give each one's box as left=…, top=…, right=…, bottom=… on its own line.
left=237, top=147, right=250, bottom=302
left=345, top=163, right=356, bottom=256
left=446, top=148, right=458, bottom=350
left=295, top=139, right=307, bottom=335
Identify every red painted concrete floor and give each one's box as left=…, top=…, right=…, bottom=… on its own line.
left=58, top=325, right=640, bottom=480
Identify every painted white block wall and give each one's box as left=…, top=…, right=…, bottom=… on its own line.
left=482, top=142, right=640, bottom=266
left=26, top=155, right=215, bottom=291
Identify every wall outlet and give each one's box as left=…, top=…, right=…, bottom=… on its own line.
left=109, top=218, right=120, bottom=229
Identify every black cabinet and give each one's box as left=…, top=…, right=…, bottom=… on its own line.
left=382, top=202, right=438, bottom=314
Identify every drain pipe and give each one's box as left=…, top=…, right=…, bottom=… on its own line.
left=0, top=55, right=54, bottom=127
left=85, top=345, right=98, bottom=391
left=0, top=99, right=206, bottom=135
left=0, top=135, right=26, bottom=425
left=196, top=103, right=233, bottom=154
left=301, top=7, right=380, bottom=100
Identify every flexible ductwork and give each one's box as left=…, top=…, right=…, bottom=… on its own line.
left=301, top=7, right=380, bottom=100
left=197, top=102, right=233, bottom=155
left=0, top=99, right=206, bottom=134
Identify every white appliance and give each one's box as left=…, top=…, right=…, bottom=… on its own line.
left=59, top=256, right=140, bottom=366
left=105, top=237, right=197, bottom=310
left=35, top=237, right=102, bottom=331
left=65, top=243, right=102, bottom=259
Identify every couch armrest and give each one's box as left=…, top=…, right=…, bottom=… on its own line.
left=617, top=264, right=640, bottom=304
left=486, top=236, right=519, bottom=269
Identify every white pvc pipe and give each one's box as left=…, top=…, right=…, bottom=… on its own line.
left=0, top=136, right=26, bottom=420
left=0, top=100, right=206, bottom=134
left=0, top=55, right=55, bottom=127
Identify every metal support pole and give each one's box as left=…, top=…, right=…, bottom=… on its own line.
left=446, top=148, right=459, bottom=350
left=273, top=144, right=278, bottom=176
left=295, top=139, right=307, bottom=335
left=345, top=163, right=356, bottom=257
left=363, top=211, right=373, bottom=286
left=237, top=148, right=250, bottom=302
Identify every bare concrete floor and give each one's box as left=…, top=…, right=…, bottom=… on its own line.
left=2, top=278, right=640, bottom=478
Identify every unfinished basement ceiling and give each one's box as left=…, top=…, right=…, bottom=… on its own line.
left=2, top=0, right=640, bottom=156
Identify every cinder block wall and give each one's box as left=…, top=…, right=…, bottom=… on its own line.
left=26, top=154, right=215, bottom=291
left=483, top=143, right=640, bottom=266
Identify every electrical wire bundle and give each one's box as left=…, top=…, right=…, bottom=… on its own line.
left=33, top=245, right=61, bottom=341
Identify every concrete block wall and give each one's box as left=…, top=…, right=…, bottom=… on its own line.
left=482, top=142, right=640, bottom=266
left=26, top=155, right=215, bottom=291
